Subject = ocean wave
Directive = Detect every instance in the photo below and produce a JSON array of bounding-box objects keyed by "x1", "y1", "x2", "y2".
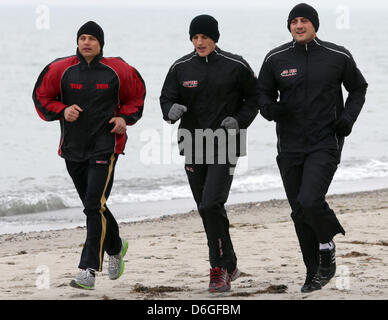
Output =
[
  {"x1": 109, "y1": 184, "x2": 192, "y2": 203},
  {"x1": 0, "y1": 194, "x2": 69, "y2": 217},
  {"x1": 336, "y1": 159, "x2": 388, "y2": 180},
  {"x1": 1, "y1": 159, "x2": 387, "y2": 217},
  {"x1": 232, "y1": 173, "x2": 282, "y2": 193}
]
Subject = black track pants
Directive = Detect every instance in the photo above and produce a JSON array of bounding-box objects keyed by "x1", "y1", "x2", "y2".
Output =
[
  {"x1": 277, "y1": 149, "x2": 345, "y2": 274},
  {"x1": 65, "y1": 153, "x2": 122, "y2": 272},
  {"x1": 185, "y1": 162, "x2": 237, "y2": 273}
]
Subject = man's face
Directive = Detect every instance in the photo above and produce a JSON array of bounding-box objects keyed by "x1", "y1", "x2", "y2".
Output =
[
  {"x1": 78, "y1": 34, "x2": 101, "y2": 61},
  {"x1": 192, "y1": 34, "x2": 216, "y2": 57},
  {"x1": 290, "y1": 17, "x2": 316, "y2": 45}
]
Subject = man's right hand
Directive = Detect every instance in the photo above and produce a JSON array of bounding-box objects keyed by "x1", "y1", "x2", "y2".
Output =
[
  {"x1": 168, "y1": 103, "x2": 187, "y2": 121},
  {"x1": 261, "y1": 102, "x2": 291, "y2": 122},
  {"x1": 64, "y1": 105, "x2": 83, "y2": 122}
]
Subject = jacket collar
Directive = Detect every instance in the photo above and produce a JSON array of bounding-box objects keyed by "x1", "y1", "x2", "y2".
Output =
[
  {"x1": 76, "y1": 48, "x2": 103, "y2": 67},
  {"x1": 194, "y1": 46, "x2": 220, "y2": 63},
  {"x1": 293, "y1": 37, "x2": 320, "y2": 51}
]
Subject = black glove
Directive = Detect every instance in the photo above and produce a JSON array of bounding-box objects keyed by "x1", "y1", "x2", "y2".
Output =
[
  {"x1": 335, "y1": 116, "x2": 353, "y2": 137},
  {"x1": 221, "y1": 116, "x2": 239, "y2": 134},
  {"x1": 168, "y1": 103, "x2": 187, "y2": 121},
  {"x1": 261, "y1": 102, "x2": 291, "y2": 122}
]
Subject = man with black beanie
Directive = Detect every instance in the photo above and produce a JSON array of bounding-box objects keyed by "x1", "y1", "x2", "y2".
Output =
[
  {"x1": 33, "y1": 21, "x2": 146, "y2": 290},
  {"x1": 160, "y1": 14, "x2": 258, "y2": 293},
  {"x1": 77, "y1": 20, "x2": 105, "y2": 52},
  {"x1": 257, "y1": 3, "x2": 367, "y2": 292}
]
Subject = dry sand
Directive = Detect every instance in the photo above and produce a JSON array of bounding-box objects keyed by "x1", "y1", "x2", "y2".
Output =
[{"x1": 0, "y1": 189, "x2": 387, "y2": 300}]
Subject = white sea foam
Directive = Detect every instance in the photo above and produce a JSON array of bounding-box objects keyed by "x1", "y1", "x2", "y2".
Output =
[
  {"x1": 2, "y1": 159, "x2": 387, "y2": 217},
  {"x1": 335, "y1": 159, "x2": 388, "y2": 180}
]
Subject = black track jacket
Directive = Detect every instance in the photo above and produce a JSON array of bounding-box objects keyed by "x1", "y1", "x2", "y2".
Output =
[
  {"x1": 258, "y1": 38, "x2": 367, "y2": 153},
  {"x1": 160, "y1": 47, "x2": 258, "y2": 161}
]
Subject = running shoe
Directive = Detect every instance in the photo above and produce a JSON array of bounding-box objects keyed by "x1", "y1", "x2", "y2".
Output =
[
  {"x1": 70, "y1": 268, "x2": 95, "y2": 290},
  {"x1": 208, "y1": 267, "x2": 231, "y2": 293},
  {"x1": 301, "y1": 272, "x2": 322, "y2": 293},
  {"x1": 229, "y1": 266, "x2": 241, "y2": 282},
  {"x1": 108, "y1": 238, "x2": 128, "y2": 280},
  {"x1": 318, "y1": 241, "x2": 336, "y2": 286}
]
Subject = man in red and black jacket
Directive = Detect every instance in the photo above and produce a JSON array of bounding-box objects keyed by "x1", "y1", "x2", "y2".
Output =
[{"x1": 33, "y1": 21, "x2": 146, "y2": 290}]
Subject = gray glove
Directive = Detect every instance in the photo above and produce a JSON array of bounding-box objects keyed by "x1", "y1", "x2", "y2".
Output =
[
  {"x1": 221, "y1": 116, "x2": 239, "y2": 133},
  {"x1": 168, "y1": 103, "x2": 187, "y2": 121}
]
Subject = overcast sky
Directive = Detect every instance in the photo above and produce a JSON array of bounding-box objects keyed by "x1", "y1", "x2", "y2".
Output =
[{"x1": 2, "y1": 0, "x2": 388, "y2": 9}]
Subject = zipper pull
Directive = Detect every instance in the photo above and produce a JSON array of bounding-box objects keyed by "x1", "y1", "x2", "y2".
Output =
[
  {"x1": 206, "y1": 56, "x2": 208, "y2": 63},
  {"x1": 305, "y1": 44, "x2": 308, "y2": 51}
]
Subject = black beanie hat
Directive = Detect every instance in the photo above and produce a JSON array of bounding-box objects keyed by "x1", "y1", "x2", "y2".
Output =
[
  {"x1": 189, "y1": 15, "x2": 220, "y2": 42},
  {"x1": 77, "y1": 21, "x2": 104, "y2": 48},
  {"x1": 287, "y1": 3, "x2": 319, "y2": 32}
]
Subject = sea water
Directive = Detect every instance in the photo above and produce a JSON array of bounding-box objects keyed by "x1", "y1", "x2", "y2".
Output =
[{"x1": 0, "y1": 5, "x2": 387, "y2": 233}]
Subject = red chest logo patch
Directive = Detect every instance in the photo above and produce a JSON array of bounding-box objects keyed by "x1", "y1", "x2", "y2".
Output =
[
  {"x1": 182, "y1": 80, "x2": 198, "y2": 88},
  {"x1": 96, "y1": 83, "x2": 109, "y2": 89},
  {"x1": 281, "y1": 69, "x2": 298, "y2": 77},
  {"x1": 70, "y1": 83, "x2": 83, "y2": 90}
]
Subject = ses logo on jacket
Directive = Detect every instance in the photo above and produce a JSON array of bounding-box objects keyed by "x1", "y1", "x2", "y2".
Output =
[
  {"x1": 182, "y1": 80, "x2": 198, "y2": 88},
  {"x1": 280, "y1": 69, "x2": 298, "y2": 77}
]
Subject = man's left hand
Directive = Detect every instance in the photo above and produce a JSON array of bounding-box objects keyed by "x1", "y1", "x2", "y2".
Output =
[
  {"x1": 109, "y1": 117, "x2": 127, "y2": 135},
  {"x1": 335, "y1": 116, "x2": 353, "y2": 137},
  {"x1": 221, "y1": 116, "x2": 239, "y2": 134}
]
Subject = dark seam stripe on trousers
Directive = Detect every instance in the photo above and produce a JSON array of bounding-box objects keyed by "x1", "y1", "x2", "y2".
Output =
[
  {"x1": 185, "y1": 162, "x2": 237, "y2": 272},
  {"x1": 97, "y1": 153, "x2": 116, "y2": 271}
]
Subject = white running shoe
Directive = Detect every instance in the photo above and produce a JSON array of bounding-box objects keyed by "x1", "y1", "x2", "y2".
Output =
[
  {"x1": 108, "y1": 238, "x2": 128, "y2": 280},
  {"x1": 70, "y1": 268, "x2": 96, "y2": 290}
]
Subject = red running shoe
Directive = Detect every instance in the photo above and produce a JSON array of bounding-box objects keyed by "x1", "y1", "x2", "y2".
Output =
[
  {"x1": 229, "y1": 267, "x2": 241, "y2": 282},
  {"x1": 209, "y1": 267, "x2": 231, "y2": 293}
]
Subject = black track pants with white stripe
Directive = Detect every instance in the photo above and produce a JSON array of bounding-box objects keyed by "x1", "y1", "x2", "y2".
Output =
[{"x1": 66, "y1": 153, "x2": 122, "y2": 272}]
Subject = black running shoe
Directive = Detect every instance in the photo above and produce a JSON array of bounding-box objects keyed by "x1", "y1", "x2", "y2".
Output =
[
  {"x1": 301, "y1": 272, "x2": 322, "y2": 293},
  {"x1": 318, "y1": 241, "x2": 336, "y2": 287}
]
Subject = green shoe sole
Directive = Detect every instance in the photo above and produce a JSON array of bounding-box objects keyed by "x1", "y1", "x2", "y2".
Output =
[
  {"x1": 69, "y1": 279, "x2": 95, "y2": 290},
  {"x1": 116, "y1": 239, "x2": 128, "y2": 280}
]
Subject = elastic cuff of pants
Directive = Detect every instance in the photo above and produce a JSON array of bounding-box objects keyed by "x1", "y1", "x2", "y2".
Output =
[{"x1": 79, "y1": 264, "x2": 100, "y2": 272}]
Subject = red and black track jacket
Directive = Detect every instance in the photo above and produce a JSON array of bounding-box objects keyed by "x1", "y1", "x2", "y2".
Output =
[{"x1": 33, "y1": 50, "x2": 146, "y2": 162}]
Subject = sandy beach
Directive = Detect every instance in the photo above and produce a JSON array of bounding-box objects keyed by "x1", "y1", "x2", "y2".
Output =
[{"x1": 0, "y1": 189, "x2": 387, "y2": 300}]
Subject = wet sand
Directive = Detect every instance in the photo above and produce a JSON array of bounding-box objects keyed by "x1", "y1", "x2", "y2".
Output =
[{"x1": 0, "y1": 189, "x2": 387, "y2": 300}]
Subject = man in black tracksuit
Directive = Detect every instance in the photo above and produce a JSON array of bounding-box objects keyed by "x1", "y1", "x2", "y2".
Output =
[
  {"x1": 257, "y1": 3, "x2": 367, "y2": 292},
  {"x1": 33, "y1": 21, "x2": 146, "y2": 290},
  {"x1": 160, "y1": 15, "x2": 258, "y2": 292}
]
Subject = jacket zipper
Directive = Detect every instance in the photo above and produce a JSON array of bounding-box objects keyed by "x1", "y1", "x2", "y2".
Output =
[
  {"x1": 306, "y1": 43, "x2": 339, "y2": 151},
  {"x1": 276, "y1": 122, "x2": 282, "y2": 152},
  {"x1": 84, "y1": 63, "x2": 92, "y2": 159},
  {"x1": 304, "y1": 44, "x2": 309, "y2": 147},
  {"x1": 204, "y1": 55, "x2": 210, "y2": 99},
  {"x1": 334, "y1": 103, "x2": 339, "y2": 150}
]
